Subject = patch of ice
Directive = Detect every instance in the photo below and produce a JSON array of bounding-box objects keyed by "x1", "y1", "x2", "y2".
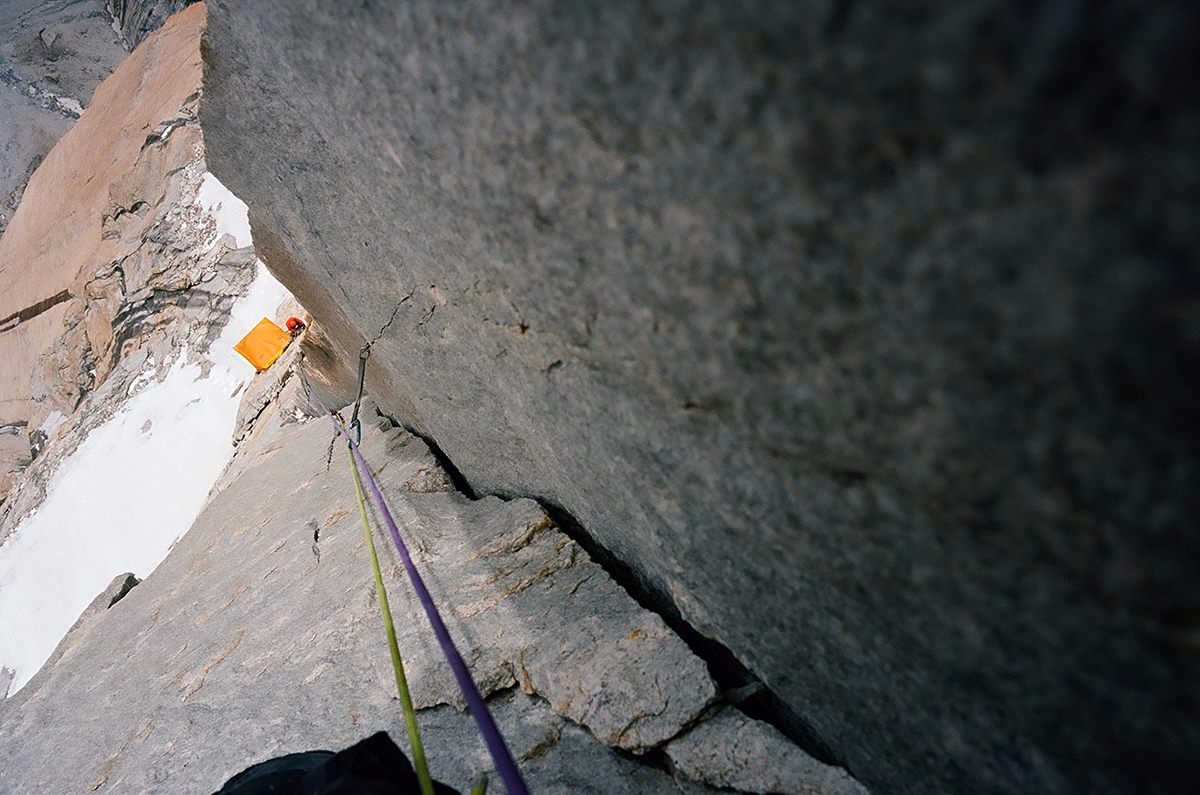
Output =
[
  {"x1": 38, "y1": 411, "x2": 66, "y2": 438},
  {"x1": 195, "y1": 173, "x2": 253, "y2": 250}
]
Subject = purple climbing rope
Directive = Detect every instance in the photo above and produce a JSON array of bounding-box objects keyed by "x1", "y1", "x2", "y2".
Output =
[{"x1": 307, "y1": 385, "x2": 530, "y2": 795}]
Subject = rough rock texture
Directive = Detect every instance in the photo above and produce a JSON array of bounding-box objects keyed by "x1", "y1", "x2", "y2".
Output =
[
  {"x1": 0, "y1": 354, "x2": 864, "y2": 794},
  {"x1": 667, "y1": 707, "x2": 869, "y2": 795},
  {"x1": 0, "y1": 3, "x2": 212, "y2": 513},
  {"x1": 0, "y1": 0, "x2": 128, "y2": 235},
  {"x1": 201, "y1": 2, "x2": 1200, "y2": 794}
]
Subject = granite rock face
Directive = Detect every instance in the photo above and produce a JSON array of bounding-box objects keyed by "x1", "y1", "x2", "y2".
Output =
[
  {"x1": 201, "y1": 2, "x2": 1200, "y2": 793},
  {"x1": 0, "y1": 3, "x2": 221, "y2": 518},
  {"x1": 0, "y1": 357, "x2": 865, "y2": 794},
  {"x1": 0, "y1": 0, "x2": 196, "y2": 236}
]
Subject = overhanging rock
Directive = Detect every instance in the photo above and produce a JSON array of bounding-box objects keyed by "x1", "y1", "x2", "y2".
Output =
[{"x1": 199, "y1": 2, "x2": 1200, "y2": 793}]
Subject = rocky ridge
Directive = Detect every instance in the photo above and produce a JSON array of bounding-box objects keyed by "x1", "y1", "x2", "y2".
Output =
[
  {"x1": 0, "y1": 345, "x2": 868, "y2": 795},
  {"x1": 0, "y1": 2, "x2": 212, "y2": 518}
]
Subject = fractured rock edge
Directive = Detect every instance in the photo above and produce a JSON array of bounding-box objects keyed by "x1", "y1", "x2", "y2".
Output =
[
  {"x1": 266, "y1": 353, "x2": 868, "y2": 790},
  {"x1": 667, "y1": 707, "x2": 870, "y2": 795},
  {"x1": 0, "y1": 93, "x2": 259, "y2": 540},
  {"x1": 0, "y1": 352, "x2": 867, "y2": 795}
]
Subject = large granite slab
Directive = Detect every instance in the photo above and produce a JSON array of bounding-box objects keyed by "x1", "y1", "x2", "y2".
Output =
[
  {"x1": 0, "y1": 367, "x2": 862, "y2": 794},
  {"x1": 199, "y1": 2, "x2": 1200, "y2": 792}
]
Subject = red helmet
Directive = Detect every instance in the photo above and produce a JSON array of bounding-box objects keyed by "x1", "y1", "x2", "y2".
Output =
[{"x1": 286, "y1": 317, "x2": 305, "y2": 332}]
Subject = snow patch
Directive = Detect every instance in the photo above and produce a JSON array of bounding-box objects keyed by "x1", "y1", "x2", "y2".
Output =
[
  {"x1": 55, "y1": 96, "x2": 84, "y2": 116},
  {"x1": 195, "y1": 173, "x2": 253, "y2": 250},
  {"x1": 126, "y1": 355, "x2": 158, "y2": 397},
  {"x1": 38, "y1": 412, "x2": 66, "y2": 438},
  {"x1": 0, "y1": 175, "x2": 292, "y2": 697}
]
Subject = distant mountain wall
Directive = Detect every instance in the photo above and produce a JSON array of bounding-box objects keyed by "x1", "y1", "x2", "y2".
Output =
[
  {"x1": 0, "y1": 0, "x2": 196, "y2": 237},
  {"x1": 110, "y1": 0, "x2": 200, "y2": 49},
  {"x1": 200, "y1": 2, "x2": 1200, "y2": 793},
  {"x1": 0, "y1": 0, "x2": 125, "y2": 237},
  {"x1": 0, "y1": 3, "x2": 206, "y2": 510}
]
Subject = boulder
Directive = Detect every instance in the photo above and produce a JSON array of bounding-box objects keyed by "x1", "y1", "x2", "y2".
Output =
[{"x1": 666, "y1": 707, "x2": 868, "y2": 795}]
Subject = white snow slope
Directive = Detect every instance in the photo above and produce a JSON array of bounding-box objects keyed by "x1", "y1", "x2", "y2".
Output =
[{"x1": 0, "y1": 175, "x2": 292, "y2": 695}]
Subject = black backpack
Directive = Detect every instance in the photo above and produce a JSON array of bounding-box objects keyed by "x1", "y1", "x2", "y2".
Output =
[{"x1": 213, "y1": 731, "x2": 460, "y2": 795}]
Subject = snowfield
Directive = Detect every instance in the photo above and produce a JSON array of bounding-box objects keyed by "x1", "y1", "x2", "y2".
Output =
[{"x1": 0, "y1": 176, "x2": 292, "y2": 695}]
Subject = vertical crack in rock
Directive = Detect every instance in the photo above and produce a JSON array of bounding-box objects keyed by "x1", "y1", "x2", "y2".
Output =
[
  {"x1": 368, "y1": 290, "x2": 413, "y2": 348},
  {"x1": 345, "y1": 412, "x2": 725, "y2": 755},
  {"x1": 396, "y1": 424, "x2": 478, "y2": 501},
  {"x1": 366, "y1": 400, "x2": 842, "y2": 769},
  {"x1": 534, "y1": 499, "x2": 844, "y2": 769},
  {"x1": 371, "y1": 407, "x2": 477, "y2": 500}
]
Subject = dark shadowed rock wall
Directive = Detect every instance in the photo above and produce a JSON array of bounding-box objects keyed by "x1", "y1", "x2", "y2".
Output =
[{"x1": 200, "y1": 2, "x2": 1200, "y2": 793}]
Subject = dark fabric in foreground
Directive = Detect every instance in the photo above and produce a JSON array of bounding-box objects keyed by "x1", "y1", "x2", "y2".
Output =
[{"x1": 213, "y1": 732, "x2": 460, "y2": 795}]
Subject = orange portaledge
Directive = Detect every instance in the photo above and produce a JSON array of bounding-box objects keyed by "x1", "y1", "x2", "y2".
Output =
[{"x1": 234, "y1": 317, "x2": 291, "y2": 371}]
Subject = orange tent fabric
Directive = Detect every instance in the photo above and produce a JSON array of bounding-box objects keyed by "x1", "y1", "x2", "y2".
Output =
[{"x1": 234, "y1": 317, "x2": 291, "y2": 370}]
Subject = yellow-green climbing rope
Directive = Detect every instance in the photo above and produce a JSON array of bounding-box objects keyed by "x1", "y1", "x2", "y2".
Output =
[{"x1": 348, "y1": 445, "x2": 436, "y2": 795}]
